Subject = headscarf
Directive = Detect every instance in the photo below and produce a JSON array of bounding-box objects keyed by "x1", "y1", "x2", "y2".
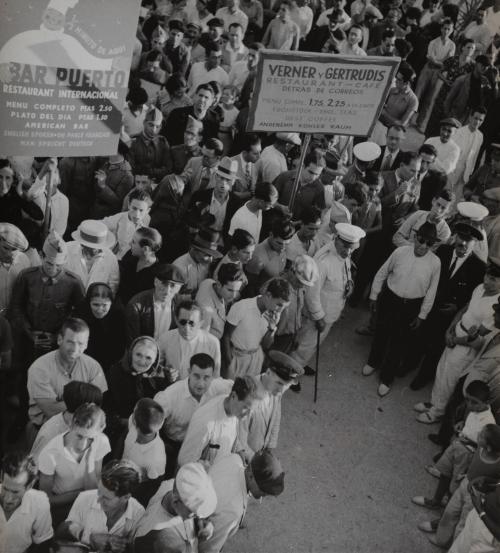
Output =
[{"x1": 121, "y1": 335, "x2": 160, "y2": 378}]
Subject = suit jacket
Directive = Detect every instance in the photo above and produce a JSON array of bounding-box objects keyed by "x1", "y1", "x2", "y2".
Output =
[
  {"x1": 125, "y1": 289, "x2": 178, "y2": 343},
  {"x1": 180, "y1": 156, "x2": 218, "y2": 206},
  {"x1": 372, "y1": 147, "x2": 404, "y2": 172},
  {"x1": 164, "y1": 106, "x2": 219, "y2": 146},
  {"x1": 380, "y1": 171, "x2": 420, "y2": 228},
  {"x1": 434, "y1": 244, "x2": 486, "y2": 310}
]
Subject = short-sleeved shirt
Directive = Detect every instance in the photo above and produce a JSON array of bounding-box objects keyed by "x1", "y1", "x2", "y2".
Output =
[
  {"x1": 228, "y1": 203, "x2": 262, "y2": 243},
  {"x1": 226, "y1": 297, "x2": 268, "y2": 351},
  {"x1": 38, "y1": 432, "x2": 110, "y2": 495},
  {"x1": 67, "y1": 489, "x2": 144, "y2": 546},
  {"x1": 247, "y1": 239, "x2": 287, "y2": 280},
  {"x1": 195, "y1": 279, "x2": 227, "y2": 339},
  {"x1": 382, "y1": 87, "x2": 419, "y2": 125},
  {"x1": 3, "y1": 489, "x2": 53, "y2": 553},
  {"x1": 27, "y1": 351, "x2": 108, "y2": 426},
  {"x1": 123, "y1": 425, "x2": 166, "y2": 480}
]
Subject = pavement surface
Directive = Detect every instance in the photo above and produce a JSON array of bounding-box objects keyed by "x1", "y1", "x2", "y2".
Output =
[{"x1": 229, "y1": 303, "x2": 444, "y2": 553}]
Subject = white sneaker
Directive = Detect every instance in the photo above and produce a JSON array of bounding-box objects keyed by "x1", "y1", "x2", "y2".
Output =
[
  {"x1": 362, "y1": 364, "x2": 376, "y2": 376},
  {"x1": 378, "y1": 383, "x2": 391, "y2": 397},
  {"x1": 414, "y1": 401, "x2": 432, "y2": 413}
]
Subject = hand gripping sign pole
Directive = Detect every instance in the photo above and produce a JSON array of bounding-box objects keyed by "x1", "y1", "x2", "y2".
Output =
[{"x1": 246, "y1": 49, "x2": 399, "y2": 400}]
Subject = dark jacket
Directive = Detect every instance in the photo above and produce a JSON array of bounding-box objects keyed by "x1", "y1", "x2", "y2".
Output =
[
  {"x1": 118, "y1": 252, "x2": 158, "y2": 306},
  {"x1": 372, "y1": 147, "x2": 404, "y2": 172},
  {"x1": 129, "y1": 135, "x2": 171, "y2": 182},
  {"x1": 91, "y1": 160, "x2": 134, "y2": 218},
  {"x1": 0, "y1": 188, "x2": 44, "y2": 244}
]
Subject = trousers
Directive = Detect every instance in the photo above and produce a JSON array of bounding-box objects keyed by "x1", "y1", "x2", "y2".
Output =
[
  {"x1": 415, "y1": 63, "x2": 443, "y2": 132},
  {"x1": 436, "y1": 477, "x2": 473, "y2": 548},
  {"x1": 449, "y1": 509, "x2": 500, "y2": 553},
  {"x1": 291, "y1": 316, "x2": 333, "y2": 367}
]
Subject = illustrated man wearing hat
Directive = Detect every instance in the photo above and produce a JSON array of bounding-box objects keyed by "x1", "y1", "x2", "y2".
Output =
[
  {"x1": 66, "y1": 220, "x2": 119, "y2": 295},
  {"x1": 363, "y1": 222, "x2": 442, "y2": 397},
  {"x1": 189, "y1": 157, "x2": 239, "y2": 234},
  {"x1": 404, "y1": 222, "x2": 487, "y2": 390},
  {"x1": 238, "y1": 350, "x2": 304, "y2": 457},
  {"x1": 424, "y1": 118, "x2": 461, "y2": 175},
  {"x1": 260, "y1": 133, "x2": 301, "y2": 184},
  {"x1": 463, "y1": 145, "x2": 500, "y2": 203},
  {"x1": 134, "y1": 462, "x2": 217, "y2": 553},
  {"x1": 173, "y1": 229, "x2": 223, "y2": 297},
  {"x1": 291, "y1": 223, "x2": 366, "y2": 375},
  {"x1": 203, "y1": 448, "x2": 285, "y2": 553},
  {"x1": 129, "y1": 106, "x2": 171, "y2": 182},
  {"x1": 341, "y1": 141, "x2": 381, "y2": 186},
  {"x1": 0, "y1": 223, "x2": 31, "y2": 312}
]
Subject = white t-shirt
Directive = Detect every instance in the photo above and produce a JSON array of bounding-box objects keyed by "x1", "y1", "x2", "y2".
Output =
[
  {"x1": 228, "y1": 203, "x2": 262, "y2": 243},
  {"x1": 31, "y1": 412, "x2": 69, "y2": 463},
  {"x1": 123, "y1": 425, "x2": 166, "y2": 480},
  {"x1": 38, "y1": 432, "x2": 110, "y2": 495},
  {"x1": 226, "y1": 297, "x2": 268, "y2": 351}
]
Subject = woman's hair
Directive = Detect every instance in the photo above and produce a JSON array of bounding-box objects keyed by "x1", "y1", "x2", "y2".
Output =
[
  {"x1": 71, "y1": 403, "x2": 106, "y2": 430},
  {"x1": 101, "y1": 459, "x2": 141, "y2": 496},
  {"x1": 136, "y1": 227, "x2": 162, "y2": 252},
  {"x1": 1, "y1": 451, "x2": 37, "y2": 486},
  {"x1": 87, "y1": 282, "x2": 114, "y2": 303},
  {"x1": 63, "y1": 381, "x2": 103, "y2": 413}
]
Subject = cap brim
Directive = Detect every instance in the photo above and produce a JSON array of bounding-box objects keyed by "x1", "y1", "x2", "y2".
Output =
[{"x1": 193, "y1": 245, "x2": 223, "y2": 259}]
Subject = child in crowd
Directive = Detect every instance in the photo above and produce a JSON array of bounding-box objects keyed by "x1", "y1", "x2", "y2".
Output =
[
  {"x1": 31, "y1": 381, "x2": 103, "y2": 463},
  {"x1": 38, "y1": 403, "x2": 110, "y2": 525},
  {"x1": 218, "y1": 85, "x2": 240, "y2": 154},
  {"x1": 102, "y1": 189, "x2": 152, "y2": 260},
  {"x1": 412, "y1": 381, "x2": 495, "y2": 509}
]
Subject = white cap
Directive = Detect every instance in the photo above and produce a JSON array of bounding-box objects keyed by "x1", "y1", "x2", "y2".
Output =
[
  {"x1": 457, "y1": 201, "x2": 489, "y2": 221},
  {"x1": 353, "y1": 141, "x2": 381, "y2": 162},
  {"x1": 335, "y1": 222, "x2": 366, "y2": 243},
  {"x1": 176, "y1": 463, "x2": 217, "y2": 518},
  {"x1": 276, "y1": 132, "x2": 301, "y2": 146},
  {"x1": 47, "y1": 0, "x2": 78, "y2": 14}
]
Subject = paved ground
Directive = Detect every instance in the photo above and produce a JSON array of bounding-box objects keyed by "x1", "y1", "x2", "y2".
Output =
[{"x1": 229, "y1": 303, "x2": 444, "y2": 553}]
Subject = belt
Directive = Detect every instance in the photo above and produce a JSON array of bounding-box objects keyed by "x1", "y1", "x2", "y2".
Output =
[
  {"x1": 386, "y1": 288, "x2": 423, "y2": 304},
  {"x1": 232, "y1": 345, "x2": 261, "y2": 356}
]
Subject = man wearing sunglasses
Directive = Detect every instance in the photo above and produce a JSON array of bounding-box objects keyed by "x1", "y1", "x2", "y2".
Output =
[{"x1": 363, "y1": 222, "x2": 441, "y2": 397}]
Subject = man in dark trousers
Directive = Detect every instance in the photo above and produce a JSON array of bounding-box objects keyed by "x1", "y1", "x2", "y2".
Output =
[{"x1": 407, "y1": 223, "x2": 486, "y2": 389}]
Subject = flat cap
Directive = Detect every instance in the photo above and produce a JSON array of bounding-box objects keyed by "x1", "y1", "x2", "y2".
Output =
[
  {"x1": 276, "y1": 132, "x2": 301, "y2": 145},
  {"x1": 155, "y1": 263, "x2": 186, "y2": 284},
  {"x1": 440, "y1": 117, "x2": 460, "y2": 128},
  {"x1": 0, "y1": 222, "x2": 28, "y2": 251},
  {"x1": 335, "y1": 222, "x2": 366, "y2": 243},
  {"x1": 353, "y1": 141, "x2": 381, "y2": 162},
  {"x1": 268, "y1": 350, "x2": 304, "y2": 380},
  {"x1": 457, "y1": 201, "x2": 489, "y2": 221}
]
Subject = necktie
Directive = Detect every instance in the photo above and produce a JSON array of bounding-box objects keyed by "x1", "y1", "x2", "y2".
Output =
[
  {"x1": 380, "y1": 151, "x2": 392, "y2": 171},
  {"x1": 245, "y1": 162, "x2": 252, "y2": 189},
  {"x1": 449, "y1": 256, "x2": 457, "y2": 277},
  {"x1": 199, "y1": 167, "x2": 211, "y2": 190}
]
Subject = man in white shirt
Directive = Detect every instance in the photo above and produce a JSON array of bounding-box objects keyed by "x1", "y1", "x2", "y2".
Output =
[
  {"x1": 222, "y1": 22, "x2": 248, "y2": 71},
  {"x1": 228, "y1": 43, "x2": 261, "y2": 93},
  {"x1": 484, "y1": 0, "x2": 500, "y2": 39},
  {"x1": 122, "y1": 87, "x2": 149, "y2": 138},
  {"x1": 201, "y1": 449, "x2": 285, "y2": 553},
  {"x1": 425, "y1": 118, "x2": 461, "y2": 175},
  {"x1": 462, "y1": 7, "x2": 495, "y2": 54},
  {"x1": 178, "y1": 375, "x2": 259, "y2": 467},
  {"x1": 159, "y1": 300, "x2": 221, "y2": 379},
  {"x1": 259, "y1": 132, "x2": 300, "y2": 184},
  {"x1": 0, "y1": 452, "x2": 53, "y2": 553},
  {"x1": 292, "y1": 223, "x2": 365, "y2": 372},
  {"x1": 154, "y1": 352, "x2": 233, "y2": 476},
  {"x1": 216, "y1": 0, "x2": 249, "y2": 32},
  {"x1": 449, "y1": 109, "x2": 486, "y2": 199},
  {"x1": 66, "y1": 219, "x2": 120, "y2": 294},
  {"x1": 363, "y1": 222, "x2": 441, "y2": 397},
  {"x1": 415, "y1": 18, "x2": 456, "y2": 133},
  {"x1": 188, "y1": 43, "x2": 229, "y2": 96}
]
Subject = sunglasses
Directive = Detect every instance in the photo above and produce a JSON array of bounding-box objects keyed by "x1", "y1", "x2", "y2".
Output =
[
  {"x1": 178, "y1": 319, "x2": 197, "y2": 327},
  {"x1": 416, "y1": 235, "x2": 435, "y2": 246}
]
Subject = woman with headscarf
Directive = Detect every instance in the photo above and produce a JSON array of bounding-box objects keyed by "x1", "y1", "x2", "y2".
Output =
[
  {"x1": 74, "y1": 282, "x2": 127, "y2": 373},
  {"x1": 103, "y1": 336, "x2": 168, "y2": 445}
]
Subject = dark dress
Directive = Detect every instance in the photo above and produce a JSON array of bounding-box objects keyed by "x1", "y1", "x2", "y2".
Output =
[{"x1": 118, "y1": 251, "x2": 158, "y2": 305}]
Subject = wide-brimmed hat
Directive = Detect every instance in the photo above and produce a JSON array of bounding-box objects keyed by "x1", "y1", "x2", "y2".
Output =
[
  {"x1": 353, "y1": 141, "x2": 381, "y2": 162},
  {"x1": 71, "y1": 220, "x2": 115, "y2": 250},
  {"x1": 335, "y1": 222, "x2": 366, "y2": 243},
  {"x1": 191, "y1": 230, "x2": 222, "y2": 259},
  {"x1": 215, "y1": 157, "x2": 237, "y2": 180},
  {"x1": 276, "y1": 132, "x2": 301, "y2": 146},
  {"x1": 453, "y1": 222, "x2": 483, "y2": 242},
  {"x1": 293, "y1": 254, "x2": 319, "y2": 287}
]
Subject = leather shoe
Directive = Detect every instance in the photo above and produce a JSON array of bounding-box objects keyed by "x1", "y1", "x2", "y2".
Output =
[
  {"x1": 378, "y1": 383, "x2": 390, "y2": 397},
  {"x1": 304, "y1": 365, "x2": 315, "y2": 376},
  {"x1": 290, "y1": 381, "x2": 301, "y2": 393}
]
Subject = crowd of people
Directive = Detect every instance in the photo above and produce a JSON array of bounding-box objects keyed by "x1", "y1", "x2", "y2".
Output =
[{"x1": 1, "y1": 0, "x2": 500, "y2": 550}]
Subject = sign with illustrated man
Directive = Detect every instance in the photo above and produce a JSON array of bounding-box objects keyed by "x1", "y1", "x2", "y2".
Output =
[
  {"x1": 248, "y1": 50, "x2": 400, "y2": 136},
  {"x1": 0, "y1": 0, "x2": 141, "y2": 156}
]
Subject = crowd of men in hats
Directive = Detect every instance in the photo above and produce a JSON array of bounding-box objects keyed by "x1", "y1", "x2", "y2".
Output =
[{"x1": 2, "y1": 0, "x2": 500, "y2": 551}]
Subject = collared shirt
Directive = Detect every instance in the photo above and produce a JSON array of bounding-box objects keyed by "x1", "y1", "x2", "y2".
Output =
[
  {"x1": 202, "y1": 454, "x2": 247, "y2": 553},
  {"x1": 122, "y1": 103, "x2": 148, "y2": 138},
  {"x1": 264, "y1": 17, "x2": 300, "y2": 50},
  {"x1": 30, "y1": 412, "x2": 68, "y2": 463},
  {"x1": 228, "y1": 203, "x2": 262, "y2": 243},
  {"x1": 286, "y1": 232, "x2": 320, "y2": 262},
  {"x1": 382, "y1": 87, "x2": 419, "y2": 126},
  {"x1": 226, "y1": 297, "x2": 269, "y2": 351},
  {"x1": 0, "y1": 251, "x2": 31, "y2": 313},
  {"x1": 260, "y1": 144, "x2": 288, "y2": 183},
  {"x1": 178, "y1": 394, "x2": 237, "y2": 466},
  {"x1": 187, "y1": 61, "x2": 229, "y2": 96},
  {"x1": 370, "y1": 245, "x2": 441, "y2": 319},
  {"x1": 102, "y1": 211, "x2": 150, "y2": 260},
  {"x1": 3, "y1": 489, "x2": 53, "y2": 553},
  {"x1": 463, "y1": 21, "x2": 494, "y2": 53},
  {"x1": 173, "y1": 252, "x2": 210, "y2": 295},
  {"x1": 68, "y1": 489, "x2": 144, "y2": 546},
  {"x1": 27, "y1": 350, "x2": 108, "y2": 426},
  {"x1": 133, "y1": 480, "x2": 196, "y2": 549},
  {"x1": 33, "y1": 190, "x2": 69, "y2": 237},
  {"x1": 424, "y1": 137, "x2": 460, "y2": 175},
  {"x1": 427, "y1": 36, "x2": 456, "y2": 63},
  {"x1": 9, "y1": 266, "x2": 85, "y2": 334},
  {"x1": 123, "y1": 425, "x2": 166, "y2": 480},
  {"x1": 154, "y1": 377, "x2": 233, "y2": 442},
  {"x1": 223, "y1": 42, "x2": 248, "y2": 69},
  {"x1": 228, "y1": 60, "x2": 250, "y2": 91},
  {"x1": 449, "y1": 125, "x2": 483, "y2": 185},
  {"x1": 159, "y1": 329, "x2": 221, "y2": 379},
  {"x1": 215, "y1": 6, "x2": 249, "y2": 32},
  {"x1": 209, "y1": 193, "x2": 229, "y2": 232},
  {"x1": 195, "y1": 279, "x2": 227, "y2": 339},
  {"x1": 66, "y1": 241, "x2": 120, "y2": 295},
  {"x1": 393, "y1": 210, "x2": 451, "y2": 249},
  {"x1": 273, "y1": 170, "x2": 326, "y2": 219},
  {"x1": 38, "y1": 432, "x2": 110, "y2": 495},
  {"x1": 153, "y1": 299, "x2": 172, "y2": 342},
  {"x1": 449, "y1": 250, "x2": 471, "y2": 277},
  {"x1": 305, "y1": 243, "x2": 351, "y2": 323}
]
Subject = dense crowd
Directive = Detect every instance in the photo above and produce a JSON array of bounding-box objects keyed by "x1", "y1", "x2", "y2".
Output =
[{"x1": 1, "y1": 0, "x2": 500, "y2": 551}]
